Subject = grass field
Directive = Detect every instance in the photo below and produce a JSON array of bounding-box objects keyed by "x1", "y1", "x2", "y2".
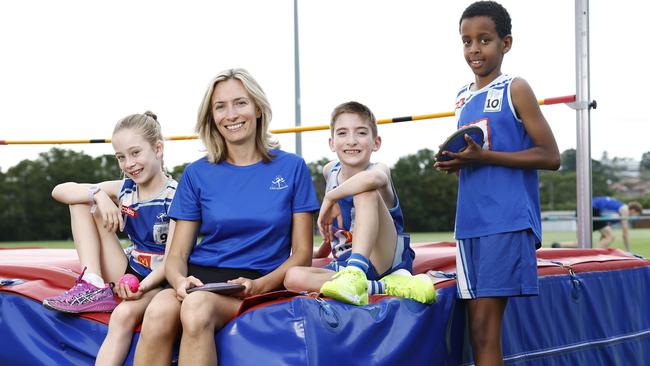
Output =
[{"x1": 2, "y1": 229, "x2": 650, "y2": 258}]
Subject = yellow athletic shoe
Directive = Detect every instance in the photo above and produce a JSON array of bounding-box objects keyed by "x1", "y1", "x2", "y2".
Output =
[
  {"x1": 320, "y1": 267, "x2": 369, "y2": 306},
  {"x1": 380, "y1": 273, "x2": 436, "y2": 304}
]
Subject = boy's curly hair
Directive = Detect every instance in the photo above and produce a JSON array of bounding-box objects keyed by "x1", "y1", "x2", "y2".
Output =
[{"x1": 460, "y1": 1, "x2": 512, "y2": 39}]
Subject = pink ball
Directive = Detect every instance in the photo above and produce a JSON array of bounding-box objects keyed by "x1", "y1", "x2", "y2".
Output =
[{"x1": 118, "y1": 274, "x2": 140, "y2": 292}]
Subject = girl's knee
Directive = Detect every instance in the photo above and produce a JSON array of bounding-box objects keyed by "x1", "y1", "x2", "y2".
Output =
[{"x1": 110, "y1": 303, "x2": 141, "y2": 330}]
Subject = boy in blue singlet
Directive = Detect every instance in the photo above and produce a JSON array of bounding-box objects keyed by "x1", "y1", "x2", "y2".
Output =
[
  {"x1": 434, "y1": 2, "x2": 560, "y2": 364},
  {"x1": 284, "y1": 101, "x2": 435, "y2": 306}
]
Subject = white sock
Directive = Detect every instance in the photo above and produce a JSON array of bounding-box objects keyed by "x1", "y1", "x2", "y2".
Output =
[
  {"x1": 82, "y1": 272, "x2": 105, "y2": 287},
  {"x1": 391, "y1": 269, "x2": 412, "y2": 277}
]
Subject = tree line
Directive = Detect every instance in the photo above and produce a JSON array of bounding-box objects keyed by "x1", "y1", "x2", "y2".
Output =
[{"x1": 1, "y1": 147, "x2": 649, "y2": 241}]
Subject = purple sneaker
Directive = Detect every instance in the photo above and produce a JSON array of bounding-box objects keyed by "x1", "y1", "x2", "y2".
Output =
[{"x1": 43, "y1": 269, "x2": 118, "y2": 313}]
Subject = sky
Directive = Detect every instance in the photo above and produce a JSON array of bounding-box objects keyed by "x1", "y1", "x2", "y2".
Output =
[{"x1": 1, "y1": 0, "x2": 647, "y2": 173}]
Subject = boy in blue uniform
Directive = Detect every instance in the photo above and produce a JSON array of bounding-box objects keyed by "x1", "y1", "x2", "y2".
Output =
[
  {"x1": 284, "y1": 101, "x2": 435, "y2": 305},
  {"x1": 434, "y1": 2, "x2": 560, "y2": 364},
  {"x1": 553, "y1": 197, "x2": 643, "y2": 250}
]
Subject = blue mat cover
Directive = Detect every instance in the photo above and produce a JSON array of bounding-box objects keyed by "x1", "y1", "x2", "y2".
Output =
[{"x1": 2, "y1": 266, "x2": 650, "y2": 365}]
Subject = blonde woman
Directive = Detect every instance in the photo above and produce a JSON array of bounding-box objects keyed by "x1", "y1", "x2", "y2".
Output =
[{"x1": 135, "y1": 69, "x2": 319, "y2": 365}]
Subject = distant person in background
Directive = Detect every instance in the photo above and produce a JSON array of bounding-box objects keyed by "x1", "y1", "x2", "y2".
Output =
[
  {"x1": 552, "y1": 197, "x2": 643, "y2": 251},
  {"x1": 43, "y1": 111, "x2": 177, "y2": 366}
]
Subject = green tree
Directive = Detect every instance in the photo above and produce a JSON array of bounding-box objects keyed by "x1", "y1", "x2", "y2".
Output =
[
  {"x1": 0, "y1": 148, "x2": 122, "y2": 241},
  {"x1": 3, "y1": 158, "x2": 53, "y2": 240},
  {"x1": 560, "y1": 149, "x2": 576, "y2": 172},
  {"x1": 391, "y1": 149, "x2": 458, "y2": 232},
  {"x1": 306, "y1": 157, "x2": 330, "y2": 236},
  {"x1": 540, "y1": 149, "x2": 612, "y2": 211},
  {"x1": 0, "y1": 169, "x2": 22, "y2": 240},
  {"x1": 560, "y1": 148, "x2": 618, "y2": 183},
  {"x1": 640, "y1": 151, "x2": 650, "y2": 171},
  {"x1": 539, "y1": 171, "x2": 579, "y2": 210},
  {"x1": 307, "y1": 157, "x2": 330, "y2": 205},
  {"x1": 169, "y1": 163, "x2": 189, "y2": 181},
  {"x1": 40, "y1": 149, "x2": 121, "y2": 239}
]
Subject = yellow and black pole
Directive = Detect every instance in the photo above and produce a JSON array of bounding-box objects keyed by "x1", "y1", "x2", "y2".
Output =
[{"x1": 0, "y1": 95, "x2": 576, "y2": 145}]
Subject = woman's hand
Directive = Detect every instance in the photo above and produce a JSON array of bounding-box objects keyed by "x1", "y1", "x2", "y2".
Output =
[
  {"x1": 174, "y1": 275, "x2": 204, "y2": 301},
  {"x1": 228, "y1": 277, "x2": 259, "y2": 298}
]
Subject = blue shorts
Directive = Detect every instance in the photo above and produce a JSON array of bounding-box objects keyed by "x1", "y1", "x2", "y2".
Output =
[
  {"x1": 323, "y1": 233, "x2": 414, "y2": 280},
  {"x1": 456, "y1": 230, "x2": 538, "y2": 299}
]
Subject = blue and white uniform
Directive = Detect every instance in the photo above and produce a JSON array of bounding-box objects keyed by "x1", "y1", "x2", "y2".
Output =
[
  {"x1": 169, "y1": 150, "x2": 320, "y2": 275},
  {"x1": 323, "y1": 161, "x2": 414, "y2": 280},
  {"x1": 592, "y1": 196, "x2": 625, "y2": 230},
  {"x1": 119, "y1": 177, "x2": 177, "y2": 277},
  {"x1": 453, "y1": 75, "x2": 539, "y2": 299},
  {"x1": 593, "y1": 196, "x2": 624, "y2": 214}
]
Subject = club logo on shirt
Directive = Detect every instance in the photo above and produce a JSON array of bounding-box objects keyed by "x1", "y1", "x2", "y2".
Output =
[
  {"x1": 156, "y1": 212, "x2": 168, "y2": 222},
  {"x1": 270, "y1": 175, "x2": 288, "y2": 190},
  {"x1": 483, "y1": 88, "x2": 503, "y2": 112}
]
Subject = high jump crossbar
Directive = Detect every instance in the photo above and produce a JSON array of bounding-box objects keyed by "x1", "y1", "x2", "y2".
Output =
[
  {"x1": 543, "y1": 215, "x2": 650, "y2": 222},
  {"x1": 0, "y1": 95, "x2": 576, "y2": 145}
]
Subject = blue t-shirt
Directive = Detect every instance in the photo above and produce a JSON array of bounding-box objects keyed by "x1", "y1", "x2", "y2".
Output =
[
  {"x1": 119, "y1": 178, "x2": 177, "y2": 276},
  {"x1": 454, "y1": 74, "x2": 542, "y2": 246},
  {"x1": 593, "y1": 196, "x2": 624, "y2": 214},
  {"x1": 169, "y1": 149, "x2": 320, "y2": 275}
]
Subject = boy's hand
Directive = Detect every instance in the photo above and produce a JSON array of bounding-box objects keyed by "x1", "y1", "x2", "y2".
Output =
[
  {"x1": 434, "y1": 134, "x2": 483, "y2": 173},
  {"x1": 313, "y1": 240, "x2": 332, "y2": 258},
  {"x1": 317, "y1": 198, "x2": 343, "y2": 243}
]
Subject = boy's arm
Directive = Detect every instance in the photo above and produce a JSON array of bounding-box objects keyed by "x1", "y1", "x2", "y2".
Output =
[
  {"x1": 323, "y1": 163, "x2": 391, "y2": 203},
  {"x1": 435, "y1": 78, "x2": 560, "y2": 171},
  {"x1": 318, "y1": 162, "x2": 394, "y2": 242},
  {"x1": 507, "y1": 78, "x2": 561, "y2": 169},
  {"x1": 313, "y1": 240, "x2": 332, "y2": 258}
]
